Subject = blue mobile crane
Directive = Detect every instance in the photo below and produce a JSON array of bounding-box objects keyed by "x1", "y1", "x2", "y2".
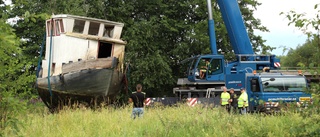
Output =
[{"x1": 172, "y1": 0, "x2": 311, "y2": 112}]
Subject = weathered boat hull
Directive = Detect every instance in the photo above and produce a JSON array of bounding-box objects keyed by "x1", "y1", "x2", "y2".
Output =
[{"x1": 37, "y1": 68, "x2": 124, "y2": 111}]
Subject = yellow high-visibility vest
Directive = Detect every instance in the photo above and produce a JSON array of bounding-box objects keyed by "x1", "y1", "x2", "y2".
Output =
[
  {"x1": 238, "y1": 92, "x2": 248, "y2": 107},
  {"x1": 221, "y1": 92, "x2": 230, "y2": 105}
]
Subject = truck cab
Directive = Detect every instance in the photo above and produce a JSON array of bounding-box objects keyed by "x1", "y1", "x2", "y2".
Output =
[
  {"x1": 186, "y1": 55, "x2": 225, "y2": 82},
  {"x1": 246, "y1": 73, "x2": 312, "y2": 113}
]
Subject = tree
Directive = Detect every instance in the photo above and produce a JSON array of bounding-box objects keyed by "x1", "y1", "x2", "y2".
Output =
[
  {"x1": 281, "y1": 39, "x2": 319, "y2": 67},
  {"x1": 104, "y1": 0, "x2": 271, "y2": 95},
  {"x1": 0, "y1": 2, "x2": 27, "y2": 134},
  {"x1": 280, "y1": 3, "x2": 320, "y2": 67},
  {"x1": 0, "y1": 2, "x2": 22, "y2": 94},
  {"x1": 281, "y1": 5, "x2": 320, "y2": 134}
]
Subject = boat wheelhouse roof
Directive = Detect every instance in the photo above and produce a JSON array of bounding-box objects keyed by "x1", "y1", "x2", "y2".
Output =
[
  {"x1": 47, "y1": 14, "x2": 126, "y2": 44},
  {"x1": 51, "y1": 14, "x2": 124, "y2": 27}
]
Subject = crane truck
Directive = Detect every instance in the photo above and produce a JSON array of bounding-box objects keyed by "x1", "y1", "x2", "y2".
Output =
[{"x1": 170, "y1": 0, "x2": 312, "y2": 113}]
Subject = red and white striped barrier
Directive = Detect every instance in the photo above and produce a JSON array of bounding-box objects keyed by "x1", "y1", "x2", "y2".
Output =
[
  {"x1": 187, "y1": 98, "x2": 197, "y2": 107},
  {"x1": 145, "y1": 98, "x2": 151, "y2": 106},
  {"x1": 274, "y1": 62, "x2": 281, "y2": 68}
]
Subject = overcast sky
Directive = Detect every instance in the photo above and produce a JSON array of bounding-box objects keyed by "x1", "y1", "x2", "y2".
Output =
[{"x1": 254, "y1": 0, "x2": 319, "y2": 55}]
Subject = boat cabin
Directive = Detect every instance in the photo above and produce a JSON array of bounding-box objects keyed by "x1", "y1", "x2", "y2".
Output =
[{"x1": 40, "y1": 14, "x2": 126, "y2": 77}]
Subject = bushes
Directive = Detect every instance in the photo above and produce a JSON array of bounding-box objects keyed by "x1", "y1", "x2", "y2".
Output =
[
  {"x1": 0, "y1": 92, "x2": 27, "y2": 136},
  {"x1": 292, "y1": 85, "x2": 320, "y2": 136}
]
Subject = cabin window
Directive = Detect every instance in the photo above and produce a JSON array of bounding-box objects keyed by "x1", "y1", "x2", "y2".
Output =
[
  {"x1": 47, "y1": 19, "x2": 64, "y2": 36},
  {"x1": 98, "y1": 42, "x2": 113, "y2": 58},
  {"x1": 55, "y1": 20, "x2": 61, "y2": 36},
  {"x1": 51, "y1": 63, "x2": 56, "y2": 75},
  {"x1": 46, "y1": 20, "x2": 51, "y2": 36},
  {"x1": 188, "y1": 58, "x2": 198, "y2": 76},
  {"x1": 88, "y1": 22, "x2": 100, "y2": 36},
  {"x1": 46, "y1": 20, "x2": 55, "y2": 36},
  {"x1": 262, "y1": 77, "x2": 307, "y2": 92},
  {"x1": 251, "y1": 78, "x2": 260, "y2": 92},
  {"x1": 208, "y1": 59, "x2": 223, "y2": 75},
  {"x1": 103, "y1": 25, "x2": 114, "y2": 38},
  {"x1": 73, "y1": 19, "x2": 85, "y2": 33},
  {"x1": 56, "y1": 19, "x2": 64, "y2": 35},
  {"x1": 60, "y1": 20, "x2": 64, "y2": 33}
]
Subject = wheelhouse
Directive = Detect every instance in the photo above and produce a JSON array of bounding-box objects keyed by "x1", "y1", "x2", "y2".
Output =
[{"x1": 41, "y1": 14, "x2": 126, "y2": 77}]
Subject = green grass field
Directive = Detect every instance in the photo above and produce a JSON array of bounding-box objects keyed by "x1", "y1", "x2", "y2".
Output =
[{"x1": 3, "y1": 103, "x2": 319, "y2": 137}]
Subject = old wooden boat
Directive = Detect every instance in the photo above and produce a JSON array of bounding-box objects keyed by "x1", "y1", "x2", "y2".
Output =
[{"x1": 36, "y1": 14, "x2": 126, "y2": 111}]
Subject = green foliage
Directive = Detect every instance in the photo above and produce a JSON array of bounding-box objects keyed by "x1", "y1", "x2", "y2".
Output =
[
  {"x1": 291, "y1": 84, "x2": 320, "y2": 136},
  {"x1": 2, "y1": 105, "x2": 319, "y2": 136},
  {"x1": 0, "y1": 92, "x2": 27, "y2": 136},
  {"x1": 281, "y1": 39, "x2": 320, "y2": 67},
  {"x1": 280, "y1": 3, "x2": 320, "y2": 67},
  {"x1": 9, "y1": 2, "x2": 50, "y2": 97},
  {"x1": 0, "y1": 0, "x2": 10, "y2": 19},
  {"x1": 281, "y1": 3, "x2": 320, "y2": 39},
  {"x1": 0, "y1": 16, "x2": 23, "y2": 92},
  {"x1": 279, "y1": 7, "x2": 320, "y2": 123},
  {"x1": 284, "y1": 65, "x2": 320, "y2": 136},
  {"x1": 290, "y1": 114, "x2": 320, "y2": 136},
  {"x1": 0, "y1": 7, "x2": 30, "y2": 136}
]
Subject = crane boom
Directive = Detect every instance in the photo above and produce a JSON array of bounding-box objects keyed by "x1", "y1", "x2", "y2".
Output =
[
  {"x1": 217, "y1": 0, "x2": 254, "y2": 55},
  {"x1": 206, "y1": 0, "x2": 218, "y2": 55}
]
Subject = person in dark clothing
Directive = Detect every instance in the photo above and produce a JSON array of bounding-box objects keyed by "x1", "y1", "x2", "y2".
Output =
[
  {"x1": 228, "y1": 88, "x2": 238, "y2": 114},
  {"x1": 128, "y1": 84, "x2": 146, "y2": 119}
]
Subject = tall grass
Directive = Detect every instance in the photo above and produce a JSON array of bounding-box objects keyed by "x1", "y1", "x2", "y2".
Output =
[{"x1": 3, "y1": 103, "x2": 315, "y2": 137}]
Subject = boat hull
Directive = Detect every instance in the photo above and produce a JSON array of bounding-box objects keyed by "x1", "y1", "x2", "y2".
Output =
[{"x1": 37, "y1": 68, "x2": 124, "y2": 111}]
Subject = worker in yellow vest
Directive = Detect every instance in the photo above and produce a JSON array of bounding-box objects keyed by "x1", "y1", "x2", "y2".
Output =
[
  {"x1": 238, "y1": 88, "x2": 249, "y2": 114},
  {"x1": 220, "y1": 86, "x2": 230, "y2": 112}
]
